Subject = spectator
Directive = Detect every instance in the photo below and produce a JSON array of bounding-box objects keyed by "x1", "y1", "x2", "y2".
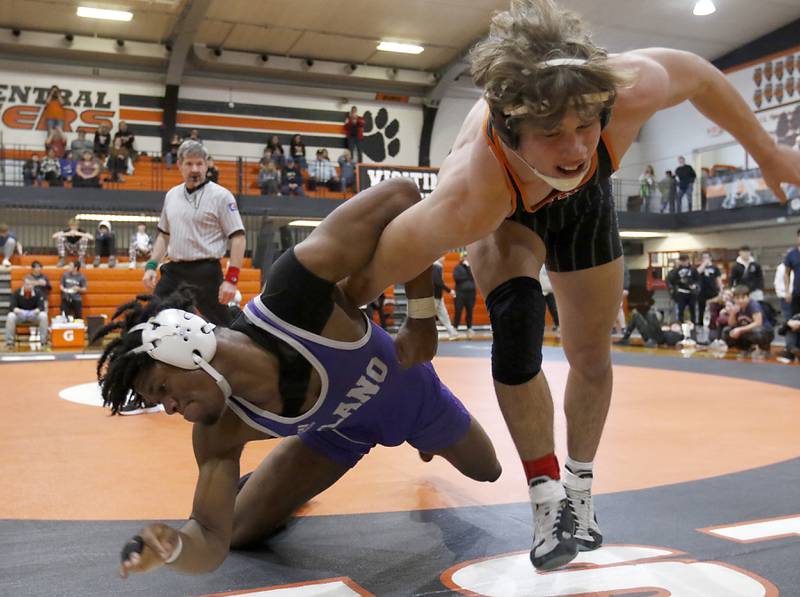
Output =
[
  {"x1": 259, "y1": 148, "x2": 274, "y2": 167},
  {"x1": 40, "y1": 149, "x2": 62, "y2": 187},
  {"x1": 675, "y1": 156, "x2": 696, "y2": 212},
  {"x1": 774, "y1": 260, "x2": 794, "y2": 322},
  {"x1": 614, "y1": 260, "x2": 630, "y2": 334},
  {"x1": 722, "y1": 285, "x2": 774, "y2": 354},
  {"x1": 776, "y1": 313, "x2": 800, "y2": 363},
  {"x1": 700, "y1": 167, "x2": 709, "y2": 211},
  {"x1": 289, "y1": 134, "x2": 307, "y2": 169},
  {"x1": 540, "y1": 265, "x2": 559, "y2": 331},
  {"x1": 707, "y1": 288, "x2": 734, "y2": 342},
  {"x1": 271, "y1": 145, "x2": 287, "y2": 169},
  {"x1": 205, "y1": 157, "x2": 220, "y2": 184},
  {"x1": 59, "y1": 150, "x2": 76, "y2": 184},
  {"x1": 453, "y1": 254, "x2": 476, "y2": 338},
  {"x1": 93, "y1": 124, "x2": 111, "y2": 160},
  {"x1": 307, "y1": 149, "x2": 340, "y2": 191},
  {"x1": 73, "y1": 150, "x2": 102, "y2": 188},
  {"x1": 730, "y1": 245, "x2": 764, "y2": 301},
  {"x1": 93, "y1": 220, "x2": 116, "y2": 268},
  {"x1": 258, "y1": 161, "x2": 281, "y2": 195},
  {"x1": 344, "y1": 106, "x2": 364, "y2": 162},
  {"x1": 59, "y1": 260, "x2": 87, "y2": 319},
  {"x1": 783, "y1": 229, "x2": 800, "y2": 316},
  {"x1": 128, "y1": 222, "x2": 153, "y2": 269},
  {"x1": 29, "y1": 260, "x2": 52, "y2": 303},
  {"x1": 667, "y1": 254, "x2": 699, "y2": 323},
  {"x1": 638, "y1": 165, "x2": 656, "y2": 213},
  {"x1": 338, "y1": 149, "x2": 356, "y2": 193},
  {"x1": 696, "y1": 250, "x2": 722, "y2": 326},
  {"x1": 106, "y1": 137, "x2": 129, "y2": 182},
  {"x1": 281, "y1": 158, "x2": 305, "y2": 196},
  {"x1": 70, "y1": 130, "x2": 93, "y2": 155},
  {"x1": 616, "y1": 308, "x2": 683, "y2": 348},
  {"x1": 188, "y1": 129, "x2": 202, "y2": 144},
  {"x1": 165, "y1": 133, "x2": 182, "y2": 169},
  {"x1": 433, "y1": 257, "x2": 458, "y2": 340},
  {"x1": 52, "y1": 219, "x2": 92, "y2": 267},
  {"x1": 42, "y1": 86, "x2": 66, "y2": 131},
  {"x1": 658, "y1": 169, "x2": 677, "y2": 213},
  {"x1": 45, "y1": 127, "x2": 67, "y2": 158},
  {"x1": 22, "y1": 154, "x2": 41, "y2": 186},
  {"x1": 0, "y1": 223, "x2": 20, "y2": 268},
  {"x1": 266, "y1": 134, "x2": 283, "y2": 156},
  {"x1": 4, "y1": 275, "x2": 49, "y2": 349},
  {"x1": 114, "y1": 121, "x2": 136, "y2": 154}
]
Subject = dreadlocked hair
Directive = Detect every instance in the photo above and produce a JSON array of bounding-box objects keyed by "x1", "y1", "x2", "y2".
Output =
[
  {"x1": 94, "y1": 285, "x2": 198, "y2": 414},
  {"x1": 471, "y1": 0, "x2": 634, "y2": 131}
]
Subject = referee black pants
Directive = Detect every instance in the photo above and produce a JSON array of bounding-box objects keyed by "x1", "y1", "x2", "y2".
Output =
[{"x1": 155, "y1": 260, "x2": 232, "y2": 326}]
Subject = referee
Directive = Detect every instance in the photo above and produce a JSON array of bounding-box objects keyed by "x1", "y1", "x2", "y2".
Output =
[{"x1": 143, "y1": 140, "x2": 245, "y2": 326}]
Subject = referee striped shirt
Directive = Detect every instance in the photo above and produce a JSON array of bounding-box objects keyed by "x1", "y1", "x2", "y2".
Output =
[{"x1": 158, "y1": 181, "x2": 244, "y2": 261}]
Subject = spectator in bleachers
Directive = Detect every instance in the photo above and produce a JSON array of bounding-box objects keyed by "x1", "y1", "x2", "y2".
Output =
[
  {"x1": 453, "y1": 253, "x2": 477, "y2": 339},
  {"x1": 730, "y1": 245, "x2": 764, "y2": 301},
  {"x1": 667, "y1": 254, "x2": 699, "y2": 323},
  {"x1": 70, "y1": 130, "x2": 93, "y2": 156},
  {"x1": 4, "y1": 275, "x2": 49, "y2": 349},
  {"x1": 658, "y1": 169, "x2": 677, "y2": 213},
  {"x1": 40, "y1": 149, "x2": 62, "y2": 187},
  {"x1": 205, "y1": 157, "x2": 220, "y2": 184},
  {"x1": 22, "y1": 154, "x2": 41, "y2": 186},
  {"x1": 0, "y1": 223, "x2": 19, "y2": 268},
  {"x1": 696, "y1": 250, "x2": 722, "y2": 326},
  {"x1": 114, "y1": 121, "x2": 136, "y2": 155},
  {"x1": 188, "y1": 129, "x2": 202, "y2": 144},
  {"x1": 722, "y1": 285, "x2": 774, "y2": 354},
  {"x1": 259, "y1": 148, "x2": 273, "y2": 167},
  {"x1": 73, "y1": 150, "x2": 102, "y2": 188},
  {"x1": 42, "y1": 86, "x2": 66, "y2": 132},
  {"x1": 289, "y1": 134, "x2": 307, "y2": 169},
  {"x1": 59, "y1": 260, "x2": 87, "y2": 319},
  {"x1": 638, "y1": 165, "x2": 656, "y2": 213},
  {"x1": 93, "y1": 124, "x2": 111, "y2": 160},
  {"x1": 165, "y1": 133, "x2": 182, "y2": 168},
  {"x1": 281, "y1": 157, "x2": 305, "y2": 196},
  {"x1": 616, "y1": 308, "x2": 683, "y2": 348},
  {"x1": 128, "y1": 222, "x2": 153, "y2": 270},
  {"x1": 53, "y1": 219, "x2": 92, "y2": 267},
  {"x1": 776, "y1": 312, "x2": 800, "y2": 363},
  {"x1": 338, "y1": 149, "x2": 356, "y2": 193},
  {"x1": 675, "y1": 156, "x2": 696, "y2": 212},
  {"x1": 266, "y1": 134, "x2": 283, "y2": 156},
  {"x1": 258, "y1": 161, "x2": 281, "y2": 195},
  {"x1": 344, "y1": 106, "x2": 364, "y2": 162},
  {"x1": 106, "y1": 137, "x2": 129, "y2": 182},
  {"x1": 783, "y1": 229, "x2": 800, "y2": 316},
  {"x1": 433, "y1": 257, "x2": 458, "y2": 340},
  {"x1": 45, "y1": 127, "x2": 67, "y2": 158},
  {"x1": 271, "y1": 145, "x2": 287, "y2": 169},
  {"x1": 307, "y1": 149, "x2": 340, "y2": 191},
  {"x1": 93, "y1": 220, "x2": 116, "y2": 268},
  {"x1": 775, "y1": 260, "x2": 794, "y2": 322},
  {"x1": 59, "y1": 150, "x2": 76, "y2": 184},
  {"x1": 29, "y1": 260, "x2": 52, "y2": 303}
]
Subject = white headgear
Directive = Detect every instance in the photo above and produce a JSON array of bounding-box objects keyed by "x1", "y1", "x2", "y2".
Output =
[{"x1": 128, "y1": 309, "x2": 232, "y2": 398}]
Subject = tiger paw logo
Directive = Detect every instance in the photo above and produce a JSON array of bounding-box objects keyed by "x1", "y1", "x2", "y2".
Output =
[{"x1": 361, "y1": 108, "x2": 400, "y2": 162}]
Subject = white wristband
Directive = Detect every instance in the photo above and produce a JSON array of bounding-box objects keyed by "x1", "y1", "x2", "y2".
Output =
[
  {"x1": 407, "y1": 297, "x2": 437, "y2": 319},
  {"x1": 164, "y1": 535, "x2": 183, "y2": 564}
]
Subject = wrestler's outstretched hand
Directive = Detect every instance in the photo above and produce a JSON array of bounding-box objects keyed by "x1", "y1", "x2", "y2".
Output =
[
  {"x1": 760, "y1": 144, "x2": 800, "y2": 203},
  {"x1": 394, "y1": 316, "x2": 438, "y2": 368}
]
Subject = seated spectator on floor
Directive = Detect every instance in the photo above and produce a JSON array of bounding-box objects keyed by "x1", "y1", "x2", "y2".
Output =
[
  {"x1": 205, "y1": 157, "x2": 220, "y2": 184},
  {"x1": 59, "y1": 260, "x2": 87, "y2": 319},
  {"x1": 289, "y1": 134, "x2": 307, "y2": 169},
  {"x1": 128, "y1": 222, "x2": 153, "y2": 269},
  {"x1": 307, "y1": 148, "x2": 339, "y2": 191},
  {"x1": 4, "y1": 275, "x2": 48, "y2": 349},
  {"x1": 165, "y1": 133, "x2": 182, "y2": 168},
  {"x1": 40, "y1": 149, "x2": 62, "y2": 187},
  {"x1": 338, "y1": 149, "x2": 356, "y2": 193},
  {"x1": 0, "y1": 223, "x2": 21, "y2": 268},
  {"x1": 706, "y1": 288, "x2": 733, "y2": 341},
  {"x1": 281, "y1": 158, "x2": 305, "y2": 196},
  {"x1": 93, "y1": 220, "x2": 116, "y2": 268},
  {"x1": 22, "y1": 154, "x2": 41, "y2": 186},
  {"x1": 616, "y1": 308, "x2": 684, "y2": 348},
  {"x1": 106, "y1": 137, "x2": 129, "y2": 182},
  {"x1": 722, "y1": 285, "x2": 774, "y2": 353},
  {"x1": 59, "y1": 150, "x2": 76, "y2": 185},
  {"x1": 258, "y1": 161, "x2": 281, "y2": 195},
  {"x1": 46, "y1": 127, "x2": 67, "y2": 158},
  {"x1": 29, "y1": 260, "x2": 52, "y2": 304},
  {"x1": 73, "y1": 150, "x2": 102, "y2": 188},
  {"x1": 93, "y1": 124, "x2": 111, "y2": 160},
  {"x1": 776, "y1": 313, "x2": 800, "y2": 363},
  {"x1": 53, "y1": 219, "x2": 92, "y2": 267},
  {"x1": 70, "y1": 130, "x2": 93, "y2": 156}
]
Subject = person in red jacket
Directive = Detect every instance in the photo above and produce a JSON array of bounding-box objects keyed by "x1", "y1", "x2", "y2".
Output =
[{"x1": 344, "y1": 106, "x2": 364, "y2": 163}]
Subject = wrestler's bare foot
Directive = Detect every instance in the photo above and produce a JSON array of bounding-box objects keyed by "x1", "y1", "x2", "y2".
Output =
[{"x1": 394, "y1": 316, "x2": 438, "y2": 368}]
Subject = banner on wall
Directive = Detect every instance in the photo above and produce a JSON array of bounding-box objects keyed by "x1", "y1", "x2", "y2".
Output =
[
  {"x1": 705, "y1": 166, "x2": 800, "y2": 211},
  {"x1": 356, "y1": 164, "x2": 439, "y2": 197},
  {"x1": 0, "y1": 84, "x2": 117, "y2": 133}
]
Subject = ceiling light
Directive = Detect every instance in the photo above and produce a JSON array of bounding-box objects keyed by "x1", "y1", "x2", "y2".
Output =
[
  {"x1": 288, "y1": 220, "x2": 322, "y2": 228},
  {"x1": 693, "y1": 0, "x2": 716, "y2": 16},
  {"x1": 377, "y1": 41, "x2": 424, "y2": 55},
  {"x1": 620, "y1": 230, "x2": 667, "y2": 239},
  {"x1": 77, "y1": 6, "x2": 133, "y2": 22}
]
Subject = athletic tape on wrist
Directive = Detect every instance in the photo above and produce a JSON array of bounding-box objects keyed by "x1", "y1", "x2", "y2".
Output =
[
  {"x1": 145, "y1": 260, "x2": 158, "y2": 271},
  {"x1": 225, "y1": 265, "x2": 240, "y2": 285},
  {"x1": 165, "y1": 535, "x2": 183, "y2": 564},
  {"x1": 407, "y1": 297, "x2": 436, "y2": 319}
]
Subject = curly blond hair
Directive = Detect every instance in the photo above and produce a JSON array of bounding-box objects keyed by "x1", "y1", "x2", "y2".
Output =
[{"x1": 471, "y1": 0, "x2": 632, "y2": 130}]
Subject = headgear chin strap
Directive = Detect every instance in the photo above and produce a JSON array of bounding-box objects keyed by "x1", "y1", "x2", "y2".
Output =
[{"x1": 128, "y1": 308, "x2": 232, "y2": 399}]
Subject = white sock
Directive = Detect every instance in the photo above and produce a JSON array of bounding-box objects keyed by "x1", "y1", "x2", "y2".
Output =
[
  {"x1": 528, "y1": 476, "x2": 566, "y2": 505},
  {"x1": 565, "y1": 457, "x2": 593, "y2": 476}
]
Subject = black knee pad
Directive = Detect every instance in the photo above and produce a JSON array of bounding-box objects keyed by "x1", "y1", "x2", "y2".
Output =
[{"x1": 486, "y1": 277, "x2": 545, "y2": 385}]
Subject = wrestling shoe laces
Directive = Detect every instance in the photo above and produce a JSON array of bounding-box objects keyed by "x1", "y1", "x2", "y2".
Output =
[
  {"x1": 563, "y1": 467, "x2": 603, "y2": 551},
  {"x1": 530, "y1": 488, "x2": 577, "y2": 570}
]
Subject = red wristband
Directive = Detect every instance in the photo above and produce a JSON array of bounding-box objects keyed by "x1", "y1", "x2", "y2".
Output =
[{"x1": 225, "y1": 266, "x2": 240, "y2": 285}]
